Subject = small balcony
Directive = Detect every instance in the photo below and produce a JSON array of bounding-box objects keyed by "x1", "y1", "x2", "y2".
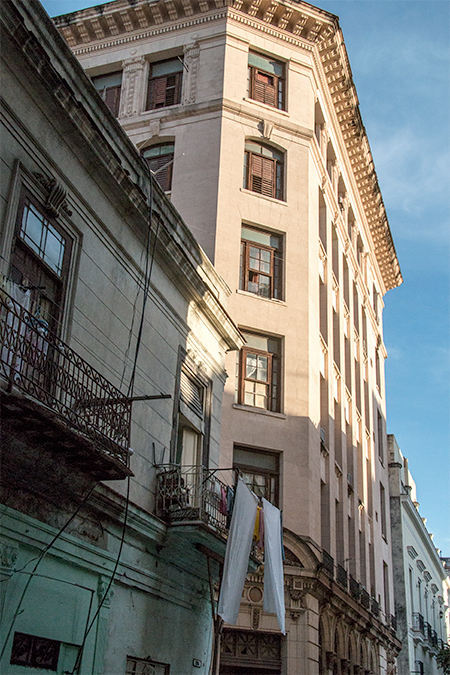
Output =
[
  {"x1": 1, "y1": 291, "x2": 132, "y2": 481},
  {"x1": 412, "y1": 612, "x2": 425, "y2": 640},
  {"x1": 390, "y1": 614, "x2": 397, "y2": 632},
  {"x1": 156, "y1": 464, "x2": 234, "y2": 537}
]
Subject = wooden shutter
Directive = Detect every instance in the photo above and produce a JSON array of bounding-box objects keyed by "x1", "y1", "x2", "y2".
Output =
[
  {"x1": 250, "y1": 154, "x2": 275, "y2": 198},
  {"x1": 104, "y1": 85, "x2": 121, "y2": 117},
  {"x1": 252, "y1": 69, "x2": 277, "y2": 108},
  {"x1": 145, "y1": 152, "x2": 173, "y2": 192},
  {"x1": 180, "y1": 370, "x2": 204, "y2": 418}
]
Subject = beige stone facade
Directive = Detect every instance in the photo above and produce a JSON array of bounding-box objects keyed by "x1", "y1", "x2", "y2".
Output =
[{"x1": 55, "y1": 0, "x2": 403, "y2": 672}]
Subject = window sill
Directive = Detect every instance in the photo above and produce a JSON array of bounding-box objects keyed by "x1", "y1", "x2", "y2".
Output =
[
  {"x1": 243, "y1": 97, "x2": 290, "y2": 117},
  {"x1": 236, "y1": 289, "x2": 286, "y2": 305},
  {"x1": 240, "y1": 188, "x2": 287, "y2": 205},
  {"x1": 232, "y1": 403, "x2": 286, "y2": 420}
]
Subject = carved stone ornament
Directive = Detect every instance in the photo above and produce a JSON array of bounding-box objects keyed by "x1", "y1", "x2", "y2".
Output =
[
  {"x1": 120, "y1": 55, "x2": 146, "y2": 118},
  {"x1": 252, "y1": 607, "x2": 260, "y2": 629},
  {"x1": 97, "y1": 575, "x2": 115, "y2": 608},
  {"x1": 341, "y1": 659, "x2": 350, "y2": 674},
  {"x1": 183, "y1": 41, "x2": 200, "y2": 105},
  {"x1": 321, "y1": 173, "x2": 328, "y2": 190},
  {"x1": 33, "y1": 173, "x2": 72, "y2": 217},
  {"x1": 0, "y1": 544, "x2": 18, "y2": 570},
  {"x1": 326, "y1": 651, "x2": 337, "y2": 669},
  {"x1": 262, "y1": 120, "x2": 274, "y2": 139}
]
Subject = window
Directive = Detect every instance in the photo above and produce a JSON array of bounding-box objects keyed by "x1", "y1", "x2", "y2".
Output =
[
  {"x1": 172, "y1": 351, "x2": 211, "y2": 467},
  {"x1": 377, "y1": 410, "x2": 384, "y2": 462},
  {"x1": 234, "y1": 446, "x2": 279, "y2": 506},
  {"x1": 380, "y1": 483, "x2": 387, "y2": 539},
  {"x1": 239, "y1": 225, "x2": 283, "y2": 299},
  {"x1": 237, "y1": 331, "x2": 281, "y2": 412},
  {"x1": 9, "y1": 192, "x2": 72, "y2": 334},
  {"x1": 142, "y1": 143, "x2": 174, "y2": 192},
  {"x1": 244, "y1": 142, "x2": 284, "y2": 200},
  {"x1": 126, "y1": 657, "x2": 170, "y2": 674},
  {"x1": 10, "y1": 632, "x2": 60, "y2": 671},
  {"x1": 92, "y1": 71, "x2": 122, "y2": 117},
  {"x1": 248, "y1": 51, "x2": 284, "y2": 110},
  {"x1": 146, "y1": 58, "x2": 183, "y2": 110}
]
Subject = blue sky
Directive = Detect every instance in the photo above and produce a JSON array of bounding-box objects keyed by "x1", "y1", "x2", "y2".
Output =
[{"x1": 41, "y1": 0, "x2": 450, "y2": 551}]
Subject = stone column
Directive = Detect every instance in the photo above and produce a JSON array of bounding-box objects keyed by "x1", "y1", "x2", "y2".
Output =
[{"x1": 119, "y1": 56, "x2": 147, "y2": 118}]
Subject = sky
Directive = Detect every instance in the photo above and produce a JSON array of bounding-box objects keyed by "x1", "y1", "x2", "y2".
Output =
[{"x1": 41, "y1": 0, "x2": 450, "y2": 551}]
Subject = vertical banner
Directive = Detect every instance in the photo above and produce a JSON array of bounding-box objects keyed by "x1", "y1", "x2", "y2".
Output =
[
  {"x1": 218, "y1": 478, "x2": 258, "y2": 624},
  {"x1": 262, "y1": 498, "x2": 286, "y2": 634}
]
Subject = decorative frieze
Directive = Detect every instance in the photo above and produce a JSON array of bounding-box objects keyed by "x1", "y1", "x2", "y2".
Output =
[{"x1": 183, "y1": 41, "x2": 200, "y2": 104}]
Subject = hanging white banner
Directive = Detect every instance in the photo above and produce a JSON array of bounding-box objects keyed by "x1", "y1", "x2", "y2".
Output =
[
  {"x1": 262, "y1": 497, "x2": 286, "y2": 634},
  {"x1": 218, "y1": 477, "x2": 258, "y2": 625}
]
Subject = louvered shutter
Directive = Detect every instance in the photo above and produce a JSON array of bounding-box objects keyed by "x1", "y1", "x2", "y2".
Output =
[
  {"x1": 147, "y1": 77, "x2": 165, "y2": 109},
  {"x1": 252, "y1": 70, "x2": 277, "y2": 108},
  {"x1": 145, "y1": 153, "x2": 173, "y2": 192},
  {"x1": 250, "y1": 154, "x2": 275, "y2": 198},
  {"x1": 104, "y1": 85, "x2": 121, "y2": 117},
  {"x1": 180, "y1": 370, "x2": 204, "y2": 418}
]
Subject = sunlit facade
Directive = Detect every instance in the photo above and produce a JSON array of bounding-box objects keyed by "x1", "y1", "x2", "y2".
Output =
[{"x1": 55, "y1": 0, "x2": 403, "y2": 671}]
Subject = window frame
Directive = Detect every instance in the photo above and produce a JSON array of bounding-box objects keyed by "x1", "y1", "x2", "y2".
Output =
[
  {"x1": 238, "y1": 332, "x2": 281, "y2": 413},
  {"x1": 171, "y1": 348, "x2": 212, "y2": 467},
  {"x1": 146, "y1": 58, "x2": 183, "y2": 111},
  {"x1": 9, "y1": 189, "x2": 73, "y2": 336},
  {"x1": 240, "y1": 226, "x2": 283, "y2": 300},
  {"x1": 244, "y1": 142, "x2": 284, "y2": 201},
  {"x1": 248, "y1": 51, "x2": 285, "y2": 111},
  {"x1": 92, "y1": 71, "x2": 122, "y2": 117},
  {"x1": 233, "y1": 445, "x2": 280, "y2": 506},
  {"x1": 141, "y1": 143, "x2": 174, "y2": 192}
]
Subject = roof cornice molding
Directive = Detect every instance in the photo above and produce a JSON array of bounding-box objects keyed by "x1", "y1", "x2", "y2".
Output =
[{"x1": 54, "y1": 0, "x2": 401, "y2": 290}]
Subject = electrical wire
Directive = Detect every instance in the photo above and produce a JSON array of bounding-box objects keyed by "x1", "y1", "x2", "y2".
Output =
[{"x1": 69, "y1": 177, "x2": 160, "y2": 674}]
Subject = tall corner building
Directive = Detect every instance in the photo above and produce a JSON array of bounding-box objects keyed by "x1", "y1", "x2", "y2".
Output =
[{"x1": 55, "y1": 0, "x2": 403, "y2": 672}]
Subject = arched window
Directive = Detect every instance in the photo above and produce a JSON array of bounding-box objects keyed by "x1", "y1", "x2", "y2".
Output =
[
  {"x1": 142, "y1": 143, "x2": 174, "y2": 192},
  {"x1": 244, "y1": 141, "x2": 284, "y2": 200}
]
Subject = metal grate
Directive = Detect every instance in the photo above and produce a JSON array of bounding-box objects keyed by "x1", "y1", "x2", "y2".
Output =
[{"x1": 1, "y1": 290, "x2": 131, "y2": 465}]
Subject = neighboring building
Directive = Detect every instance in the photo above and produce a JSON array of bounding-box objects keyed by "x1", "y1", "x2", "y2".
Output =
[
  {"x1": 53, "y1": 0, "x2": 404, "y2": 672},
  {"x1": 0, "y1": 1, "x2": 244, "y2": 674},
  {"x1": 388, "y1": 435, "x2": 450, "y2": 675}
]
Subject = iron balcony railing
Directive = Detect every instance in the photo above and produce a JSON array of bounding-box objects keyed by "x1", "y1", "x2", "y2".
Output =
[
  {"x1": 349, "y1": 575, "x2": 361, "y2": 601},
  {"x1": 360, "y1": 588, "x2": 370, "y2": 610},
  {"x1": 156, "y1": 465, "x2": 235, "y2": 536},
  {"x1": 412, "y1": 613, "x2": 425, "y2": 634},
  {"x1": 322, "y1": 550, "x2": 335, "y2": 578},
  {"x1": 336, "y1": 564, "x2": 348, "y2": 590},
  {"x1": 371, "y1": 598, "x2": 380, "y2": 618},
  {"x1": 0, "y1": 290, "x2": 131, "y2": 467}
]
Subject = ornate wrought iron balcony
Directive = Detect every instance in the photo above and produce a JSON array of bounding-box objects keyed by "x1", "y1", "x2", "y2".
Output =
[
  {"x1": 1, "y1": 291, "x2": 131, "y2": 480},
  {"x1": 156, "y1": 464, "x2": 234, "y2": 537}
]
